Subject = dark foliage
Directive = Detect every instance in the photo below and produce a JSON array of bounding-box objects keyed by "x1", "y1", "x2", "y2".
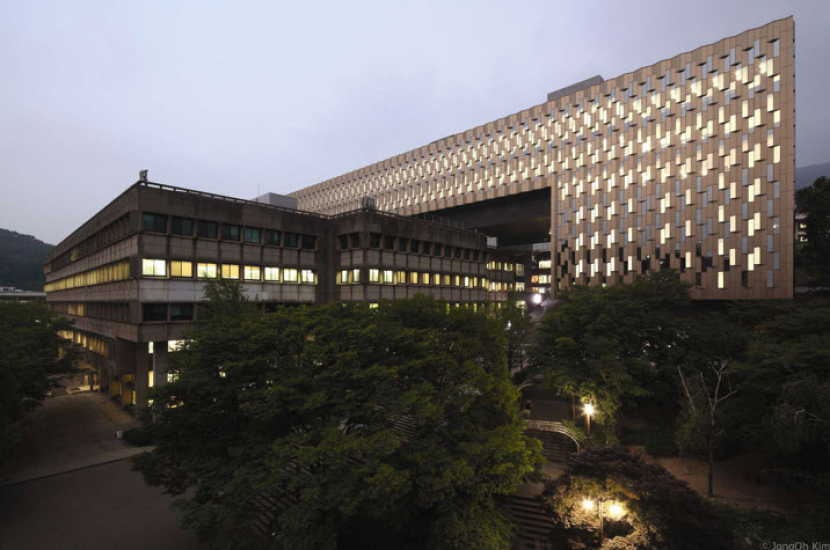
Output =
[{"x1": 0, "y1": 228, "x2": 53, "y2": 291}]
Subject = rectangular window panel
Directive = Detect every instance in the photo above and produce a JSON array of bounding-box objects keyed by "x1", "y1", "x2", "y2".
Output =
[
  {"x1": 300, "y1": 269, "x2": 315, "y2": 284},
  {"x1": 244, "y1": 266, "x2": 261, "y2": 280},
  {"x1": 171, "y1": 217, "x2": 194, "y2": 236},
  {"x1": 264, "y1": 267, "x2": 281, "y2": 282},
  {"x1": 143, "y1": 213, "x2": 168, "y2": 233},
  {"x1": 222, "y1": 225, "x2": 240, "y2": 241},
  {"x1": 351, "y1": 269, "x2": 361, "y2": 283},
  {"x1": 283, "y1": 268, "x2": 298, "y2": 283},
  {"x1": 301, "y1": 235, "x2": 317, "y2": 250},
  {"x1": 170, "y1": 303, "x2": 194, "y2": 321},
  {"x1": 284, "y1": 232, "x2": 299, "y2": 248},
  {"x1": 265, "y1": 230, "x2": 281, "y2": 246},
  {"x1": 197, "y1": 263, "x2": 218, "y2": 279},
  {"x1": 243, "y1": 228, "x2": 261, "y2": 243},
  {"x1": 170, "y1": 261, "x2": 193, "y2": 278},
  {"x1": 221, "y1": 264, "x2": 240, "y2": 279},
  {"x1": 142, "y1": 259, "x2": 166, "y2": 277},
  {"x1": 197, "y1": 221, "x2": 218, "y2": 239},
  {"x1": 142, "y1": 303, "x2": 168, "y2": 322},
  {"x1": 369, "y1": 269, "x2": 380, "y2": 283}
]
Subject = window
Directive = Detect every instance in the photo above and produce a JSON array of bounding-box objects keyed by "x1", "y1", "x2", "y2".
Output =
[
  {"x1": 396, "y1": 271, "x2": 407, "y2": 284},
  {"x1": 265, "y1": 230, "x2": 281, "y2": 246},
  {"x1": 221, "y1": 264, "x2": 240, "y2": 279},
  {"x1": 421, "y1": 272, "x2": 430, "y2": 285},
  {"x1": 443, "y1": 274, "x2": 451, "y2": 286},
  {"x1": 434, "y1": 244, "x2": 443, "y2": 256},
  {"x1": 143, "y1": 303, "x2": 168, "y2": 322},
  {"x1": 349, "y1": 233, "x2": 360, "y2": 248},
  {"x1": 222, "y1": 225, "x2": 240, "y2": 241},
  {"x1": 422, "y1": 242, "x2": 432, "y2": 255},
  {"x1": 351, "y1": 268, "x2": 361, "y2": 283},
  {"x1": 284, "y1": 232, "x2": 299, "y2": 248},
  {"x1": 398, "y1": 238, "x2": 408, "y2": 252},
  {"x1": 300, "y1": 269, "x2": 315, "y2": 284},
  {"x1": 433, "y1": 273, "x2": 441, "y2": 285},
  {"x1": 369, "y1": 269, "x2": 380, "y2": 283},
  {"x1": 384, "y1": 236, "x2": 395, "y2": 250},
  {"x1": 370, "y1": 233, "x2": 381, "y2": 248},
  {"x1": 143, "y1": 213, "x2": 168, "y2": 233},
  {"x1": 197, "y1": 221, "x2": 219, "y2": 239},
  {"x1": 337, "y1": 269, "x2": 349, "y2": 285},
  {"x1": 170, "y1": 303, "x2": 194, "y2": 321},
  {"x1": 410, "y1": 240, "x2": 420, "y2": 253},
  {"x1": 283, "y1": 268, "x2": 298, "y2": 283},
  {"x1": 197, "y1": 263, "x2": 218, "y2": 279},
  {"x1": 171, "y1": 217, "x2": 194, "y2": 236},
  {"x1": 142, "y1": 259, "x2": 166, "y2": 277},
  {"x1": 243, "y1": 227, "x2": 261, "y2": 243},
  {"x1": 338, "y1": 235, "x2": 349, "y2": 250},
  {"x1": 301, "y1": 235, "x2": 317, "y2": 250},
  {"x1": 170, "y1": 261, "x2": 193, "y2": 278},
  {"x1": 383, "y1": 270, "x2": 394, "y2": 284},
  {"x1": 264, "y1": 267, "x2": 281, "y2": 282},
  {"x1": 244, "y1": 266, "x2": 261, "y2": 280},
  {"x1": 409, "y1": 272, "x2": 419, "y2": 284}
]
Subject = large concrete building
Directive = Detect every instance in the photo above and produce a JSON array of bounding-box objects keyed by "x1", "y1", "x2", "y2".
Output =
[
  {"x1": 292, "y1": 18, "x2": 795, "y2": 300},
  {"x1": 45, "y1": 18, "x2": 795, "y2": 407}
]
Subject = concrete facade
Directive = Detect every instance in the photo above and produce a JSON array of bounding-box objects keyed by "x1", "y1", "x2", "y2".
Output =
[{"x1": 290, "y1": 19, "x2": 796, "y2": 300}]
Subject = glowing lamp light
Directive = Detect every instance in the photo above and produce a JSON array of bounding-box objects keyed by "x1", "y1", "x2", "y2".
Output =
[
  {"x1": 609, "y1": 503, "x2": 625, "y2": 519},
  {"x1": 584, "y1": 403, "x2": 595, "y2": 417},
  {"x1": 531, "y1": 293, "x2": 543, "y2": 305},
  {"x1": 582, "y1": 499, "x2": 595, "y2": 511}
]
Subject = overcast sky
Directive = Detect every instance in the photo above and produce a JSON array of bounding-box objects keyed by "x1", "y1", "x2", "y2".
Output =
[{"x1": 2, "y1": 0, "x2": 828, "y2": 244}]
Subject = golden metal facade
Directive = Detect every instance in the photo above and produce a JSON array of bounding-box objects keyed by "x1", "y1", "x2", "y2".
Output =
[{"x1": 292, "y1": 18, "x2": 795, "y2": 299}]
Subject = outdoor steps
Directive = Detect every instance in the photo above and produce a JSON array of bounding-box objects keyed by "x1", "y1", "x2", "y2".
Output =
[
  {"x1": 526, "y1": 429, "x2": 574, "y2": 463},
  {"x1": 508, "y1": 495, "x2": 555, "y2": 549}
]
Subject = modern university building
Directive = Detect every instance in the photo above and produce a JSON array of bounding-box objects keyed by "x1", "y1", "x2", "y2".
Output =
[{"x1": 45, "y1": 18, "x2": 795, "y2": 407}]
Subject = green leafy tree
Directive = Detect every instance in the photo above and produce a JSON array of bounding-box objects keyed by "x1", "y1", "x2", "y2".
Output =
[
  {"x1": 133, "y1": 282, "x2": 542, "y2": 549},
  {"x1": 795, "y1": 176, "x2": 830, "y2": 288},
  {"x1": 530, "y1": 270, "x2": 691, "y2": 430},
  {"x1": 0, "y1": 302, "x2": 78, "y2": 463},
  {"x1": 493, "y1": 301, "x2": 534, "y2": 379},
  {"x1": 541, "y1": 446, "x2": 733, "y2": 550}
]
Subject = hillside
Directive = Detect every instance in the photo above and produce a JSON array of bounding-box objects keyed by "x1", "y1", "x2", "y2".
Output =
[
  {"x1": 0, "y1": 228, "x2": 53, "y2": 291},
  {"x1": 796, "y1": 162, "x2": 830, "y2": 189}
]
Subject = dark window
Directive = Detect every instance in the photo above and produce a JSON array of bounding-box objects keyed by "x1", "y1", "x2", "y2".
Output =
[
  {"x1": 222, "y1": 224, "x2": 240, "y2": 241},
  {"x1": 410, "y1": 239, "x2": 420, "y2": 253},
  {"x1": 370, "y1": 233, "x2": 381, "y2": 248},
  {"x1": 171, "y1": 217, "x2": 193, "y2": 236},
  {"x1": 302, "y1": 235, "x2": 317, "y2": 250},
  {"x1": 453, "y1": 247, "x2": 460, "y2": 259},
  {"x1": 284, "y1": 232, "x2": 299, "y2": 248},
  {"x1": 170, "y1": 303, "x2": 194, "y2": 321},
  {"x1": 197, "y1": 221, "x2": 218, "y2": 239},
  {"x1": 473, "y1": 250, "x2": 480, "y2": 261},
  {"x1": 444, "y1": 246, "x2": 452, "y2": 258},
  {"x1": 338, "y1": 235, "x2": 349, "y2": 250},
  {"x1": 348, "y1": 233, "x2": 360, "y2": 248},
  {"x1": 434, "y1": 243, "x2": 443, "y2": 256},
  {"x1": 464, "y1": 249, "x2": 471, "y2": 260},
  {"x1": 422, "y1": 242, "x2": 432, "y2": 255},
  {"x1": 696, "y1": 272, "x2": 702, "y2": 287},
  {"x1": 398, "y1": 238, "x2": 408, "y2": 252},
  {"x1": 724, "y1": 256, "x2": 730, "y2": 272},
  {"x1": 384, "y1": 236, "x2": 395, "y2": 250},
  {"x1": 142, "y1": 303, "x2": 168, "y2": 322},
  {"x1": 741, "y1": 270, "x2": 749, "y2": 288},
  {"x1": 265, "y1": 230, "x2": 281, "y2": 246},
  {"x1": 244, "y1": 227, "x2": 261, "y2": 243},
  {"x1": 695, "y1": 241, "x2": 702, "y2": 257},
  {"x1": 143, "y1": 213, "x2": 168, "y2": 233}
]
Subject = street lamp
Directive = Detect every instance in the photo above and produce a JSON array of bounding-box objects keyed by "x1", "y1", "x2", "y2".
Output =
[
  {"x1": 583, "y1": 402, "x2": 595, "y2": 434},
  {"x1": 582, "y1": 497, "x2": 625, "y2": 546}
]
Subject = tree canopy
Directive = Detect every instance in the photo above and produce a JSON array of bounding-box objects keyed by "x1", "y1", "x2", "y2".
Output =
[
  {"x1": 0, "y1": 302, "x2": 77, "y2": 463},
  {"x1": 133, "y1": 282, "x2": 543, "y2": 549},
  {"x1": 795, "y1": 176, "x2": 830, "y2": 288}
]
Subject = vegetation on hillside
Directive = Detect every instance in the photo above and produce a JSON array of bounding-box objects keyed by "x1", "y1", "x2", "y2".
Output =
[{"x1": 0, "y1": 228, "x2": 53, "y2": 291}]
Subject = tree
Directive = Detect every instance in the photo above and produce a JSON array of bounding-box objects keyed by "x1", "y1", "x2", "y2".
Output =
[
  {"x1": 133, "y1": 282, "x2": 543, "y2": 549},
  {"x1": 541, "y1": 446, "x2": 733, "y2": 550},
  {"x1": 0, "y1": 302, "x2": 77, "y2": 463},
  {"x1": 530, "y1": 271, "x2": 691, "y2": 431},
  {"x1": 493, "y1": 301, "x2": 534, "y2": 379},
  {"x1": 795, "y1": 176, "x2": 830, "y2": 288},
  {"x1": 674, "y1": 315, "x2": 746, "y2": 499}
]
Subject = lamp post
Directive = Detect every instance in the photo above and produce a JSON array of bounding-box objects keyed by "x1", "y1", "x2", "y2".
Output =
[
  {"x1": 583, "y1": 402, "x2": 595, "y2": 435},
  {"x1": 582, "y1": 497, "x2": 624, "y2": 547}
]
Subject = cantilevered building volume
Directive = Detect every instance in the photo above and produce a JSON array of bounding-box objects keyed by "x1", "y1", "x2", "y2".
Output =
[
  {"x1": 291, "y1": 18, "x2": 795, "y2": 300},
  {"x1": 44, "y1": 18, "x2": 795, "y2": 407}
]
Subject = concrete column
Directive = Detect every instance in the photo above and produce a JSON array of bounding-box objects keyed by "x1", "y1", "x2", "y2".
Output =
[
  {"x1": 153, "y1": 341, "x2": 169, "y2": 388},
  {"x1": 135, "y1": 344, "x2": 151, "y2": 408}
]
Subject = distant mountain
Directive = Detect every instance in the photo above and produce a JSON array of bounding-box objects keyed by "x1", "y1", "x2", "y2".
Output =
[
  {"x1": 0, "y1": 229, "x2": 53, "y2": 291},
  {"x1": 796, "y1": 162, "x2": 830, "y2": 190}
]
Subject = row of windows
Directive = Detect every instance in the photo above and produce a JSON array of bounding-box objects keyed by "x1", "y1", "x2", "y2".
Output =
[
  {"x1": 143, "y1": 302, "x2": 195, "y2": 322},
  {"x1": 51, "y1": 302, "x2": 130, "y2": 323},
  {"x1": 44, "y1": 260, "x2": 131, "y2": 293},
  {"x1": 142, "y1": 213, "x2": 317, "y2": 249},
  {"x1": 486, "y1": 261, "x2": 523, "y2": 274},
  {"x1": 338, "y1": 232, "x2": 486, "y2": 261},
  {"x1": 58, "y1": 330, "x2": 109, "y2": 357},
  {"x1": 142, "y1": 259, "x2": 316, "y2": 284},
  {"x1": 336, "y1": 268, "x2": 518, "y2": 292},
  {"x1": 46, "y1": 214, "x2": 131, "y2": 273}
]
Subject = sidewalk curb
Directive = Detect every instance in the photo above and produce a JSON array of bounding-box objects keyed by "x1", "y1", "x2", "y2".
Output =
[{"x1": 0, "y1": 449, "x2": 151, "y2": 488}]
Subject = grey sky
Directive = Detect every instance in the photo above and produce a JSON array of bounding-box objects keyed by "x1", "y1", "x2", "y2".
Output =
[{"x1": 1, "y1": 0, "x2": 828, "y2": 245}]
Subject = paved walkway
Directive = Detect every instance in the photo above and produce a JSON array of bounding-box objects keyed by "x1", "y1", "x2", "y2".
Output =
[{"x1": 2, "y1": 392, "x2": 144, "y2": 485}]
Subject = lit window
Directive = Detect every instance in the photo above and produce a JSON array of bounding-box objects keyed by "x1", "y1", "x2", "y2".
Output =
[
  {"x1": 142, "y1": 259, "x2": 166, "y2": 277},
  {"x1": 383, "y1": 270, "x2": 394, "y2": 284},
  {"x1": 396, "y1": 271, "x2": 407, "y2": 284},
  {"x1": 409, "y1": 272, "x2": 419, "y2": 284},
  {"x1": 301, "y1": 269, "x2": 315, "y2": 284},
  {"x1": 421, "y1": 272, "x2": 430, "y2": 285},
  {"x1": 244, "y1": 266, "x2": 261, "y2": 280},
  {"x1": 352, "y1": 269, "x2": 361, "y2": 283},
  {"x1": 264, "y1": 267, "x2": 281, "y2": 282},
  {"x1": 170, "y1": 261, "x2": 192, "y2": 278},
  {"x1": 369, "y1": 269, "x2": 380, "y2": 283},
  {"x1": 283, "y1": 268, "x2": 299, "y2": 283},
  {"x1": 197, "y1": 263, "x2": 218, "y2": 279},
  {"x1": 337, "y1": 270, "x2": 349, "y2": 285},
  {"x1": 221, "y1": 264, "x2": 240, "y2": 279}
]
